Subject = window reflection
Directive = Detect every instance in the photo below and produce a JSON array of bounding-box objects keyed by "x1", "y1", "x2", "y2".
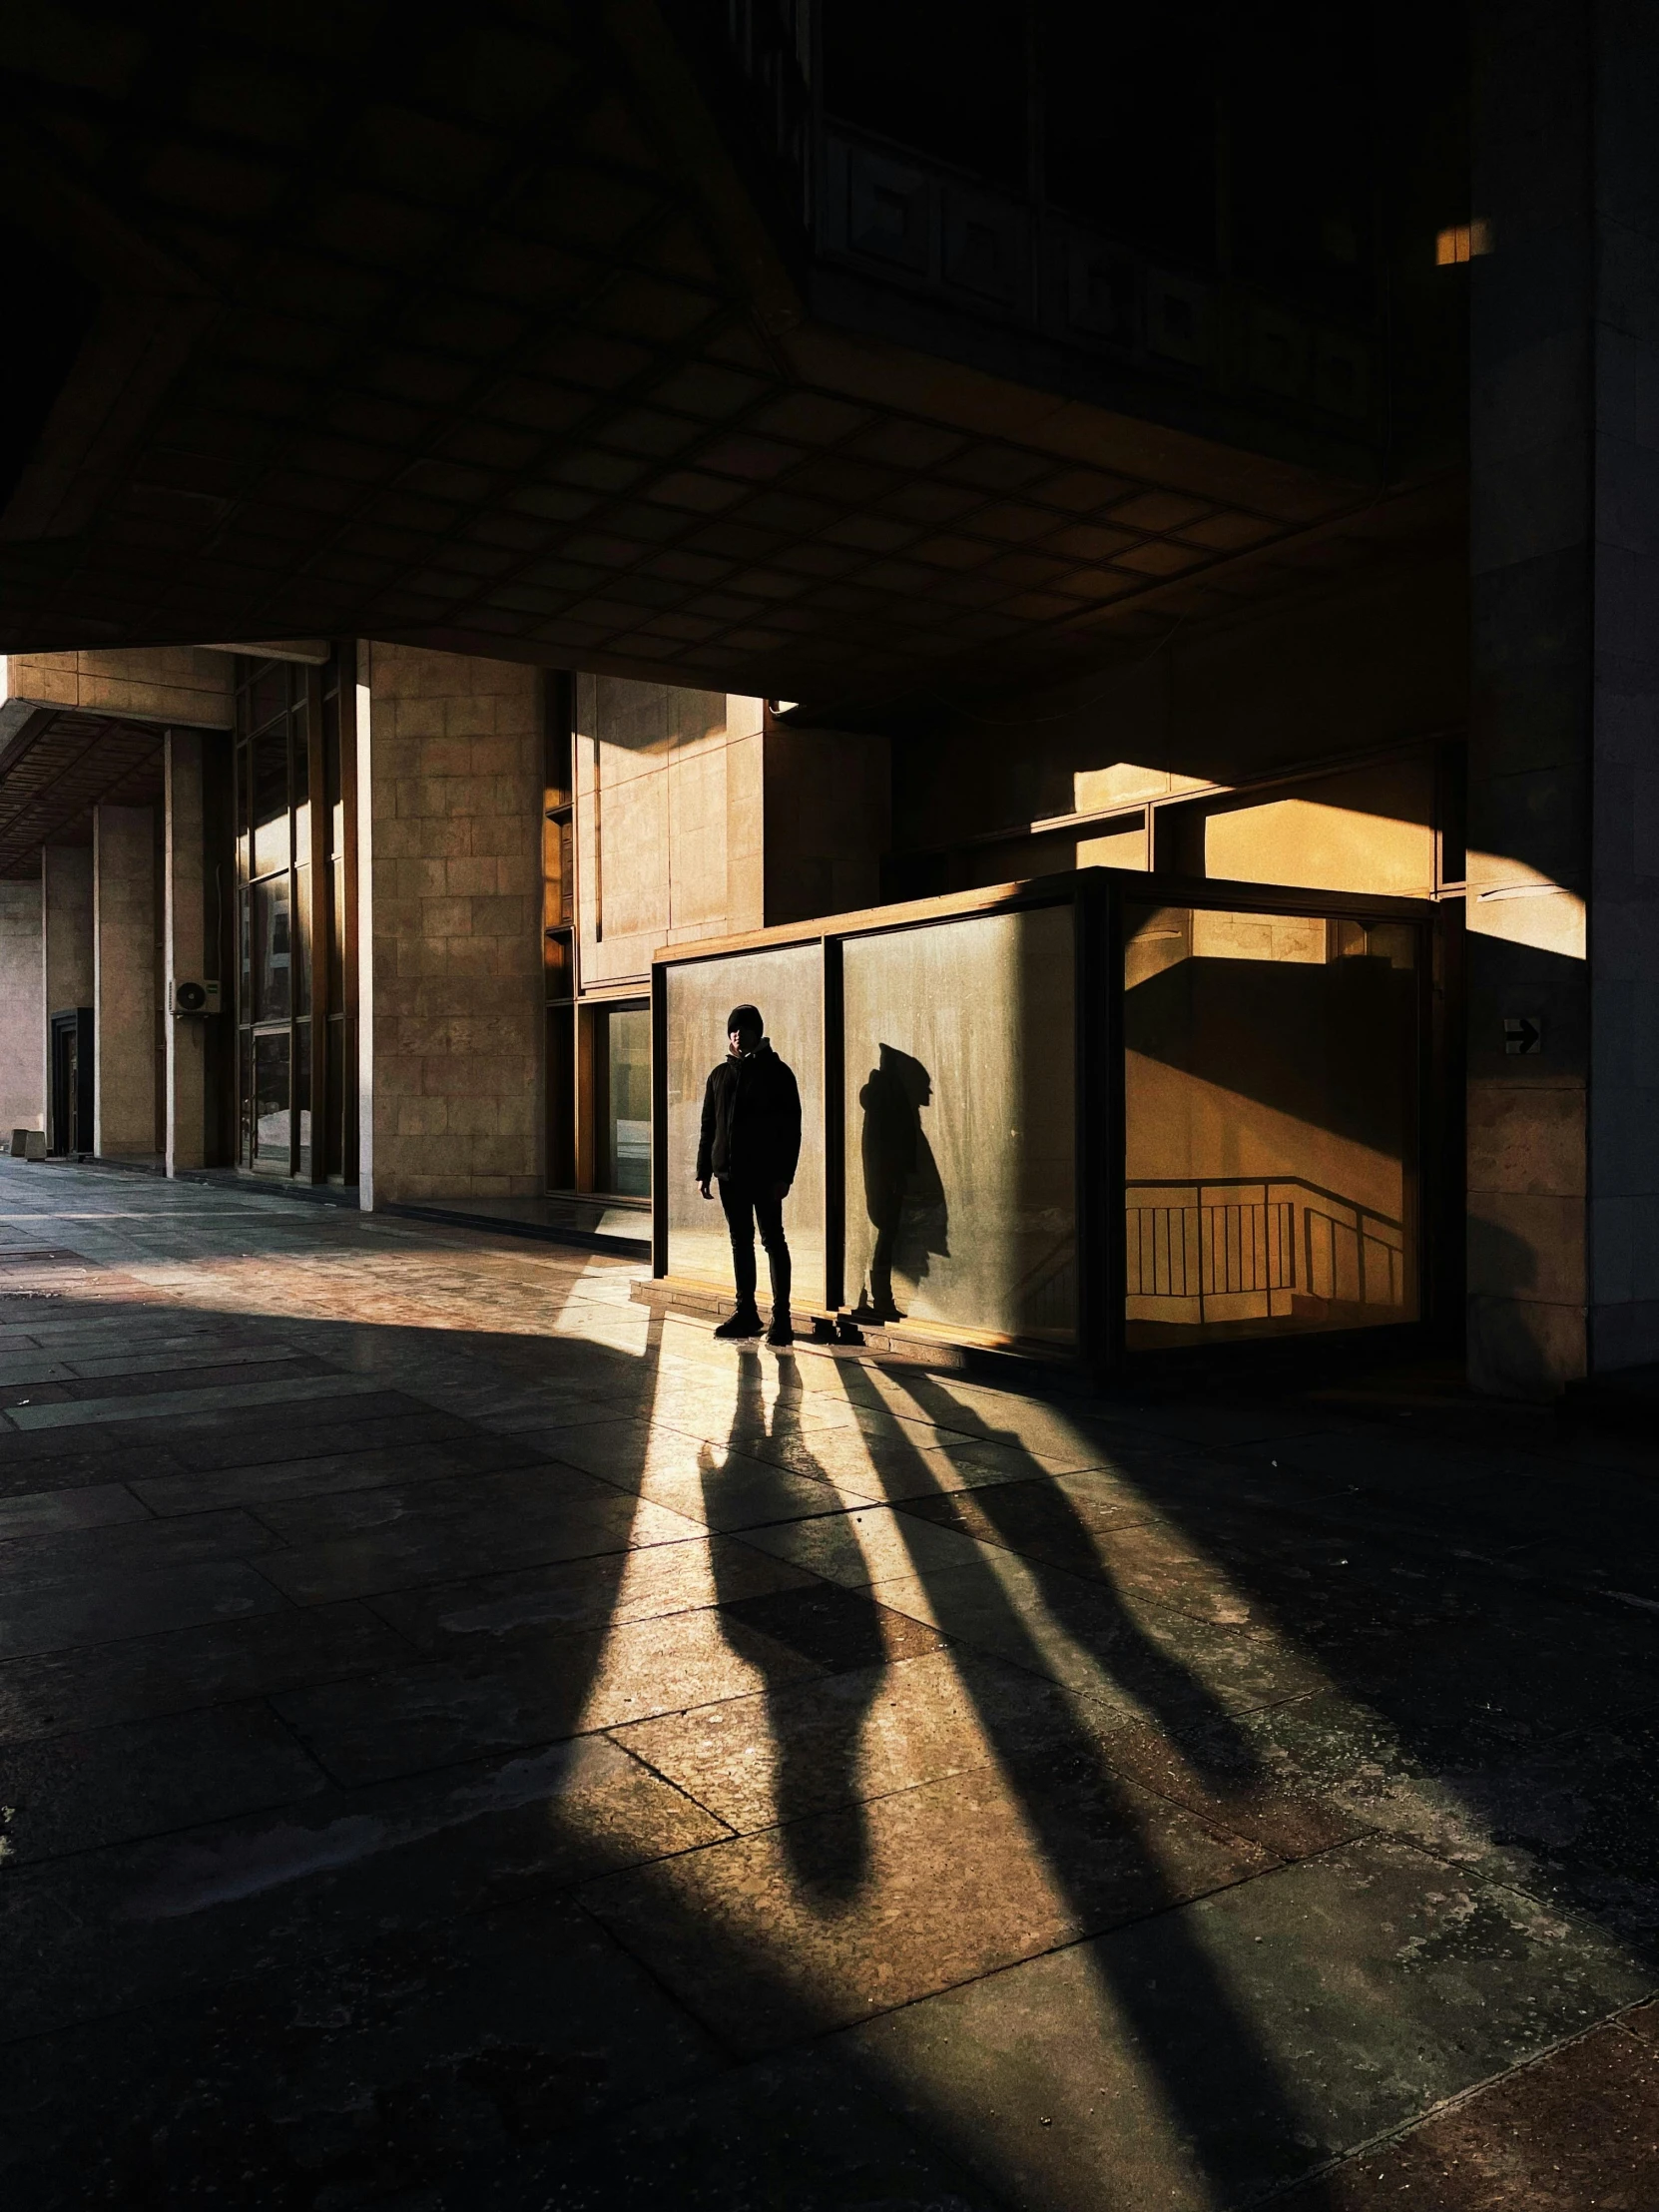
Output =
[
  {"x1": 253, "y1": 1031, "x2": 290, "y2": 1163},
  {"x1": 602, "y1": 1006, "x2": 651, "y2": 1197},
  {"x1": 1124, "y1": 902, "x2": 1418, "y2": 1346},
  {"x1": 254, "y1": 876, "x2": 291, "y2": 1023}
]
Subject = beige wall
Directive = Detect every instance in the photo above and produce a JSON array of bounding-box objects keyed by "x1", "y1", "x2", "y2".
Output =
[
  {"x1": 575, "y1": 678, "x2": 765, "y2": 988},
  {"x1": 1, "y1": 648, "x2": 233, "y2": 730},
  {"x1": 0, "y1": 879, "x2": 44, "y2": 1135},
  {"x1": 363, "y1": 643, "x2": 544, "y2": 1204},
  {"x1": 92, "y1": 805, "x2": 160, "y2": 1158}
]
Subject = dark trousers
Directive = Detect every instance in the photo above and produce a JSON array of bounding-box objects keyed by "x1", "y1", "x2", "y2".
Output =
[{"x1": 719, "y1": 1179, "x2": 792, "y2": 1314}]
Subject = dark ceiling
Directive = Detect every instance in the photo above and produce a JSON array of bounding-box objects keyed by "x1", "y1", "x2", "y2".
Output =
[
  {"x1": 0, "y1": 712, "x2": 165, "y2": 878},
  {"x1": 0, "y1": 3, "x2": 1455, "y2": 716}
]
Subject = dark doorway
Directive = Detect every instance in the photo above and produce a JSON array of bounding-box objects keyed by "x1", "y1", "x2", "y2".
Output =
[{"x1": 49, "y1": 1007, "x2": 93, "y2": 1156}]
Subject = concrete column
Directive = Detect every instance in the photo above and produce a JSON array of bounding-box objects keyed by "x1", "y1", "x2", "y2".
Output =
[
  {"x1": 1468, "y1": 0, "x2": 1659, "y2": 1391},
  {"x1": 0, "y1": 874, "x2": 45, "y2": 1138},
  {"x1": 163, "y1": 730, "x2": 208, "y2": 1173},
  {"x1": 93, "y1": 804, "x2": 159, "y2": 1160},
  {"x1": 42, "y1": 845, "x2": 93, "y2": 1152},
  {"x1": 356, "y1": 639, "x2": 375, "y2": 1210},
  {"x1": 360, "y1": 642, "x2": 544, "y2": 1208}
]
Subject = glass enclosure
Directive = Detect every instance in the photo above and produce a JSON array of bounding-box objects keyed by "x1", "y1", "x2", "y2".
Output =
[
  {"x1": 1123, "y1": 902, "x2": 1418, "y2": 1346},
  {"x1": 653, "y1": 874, "x2": 1430, "y2": 1365},
  {"x1": 665, "y1": 944, "x2": 826, "y2": 1307},
  {"x1": 842, "y1": 904, "x2": 1077, "y2": 1346}
]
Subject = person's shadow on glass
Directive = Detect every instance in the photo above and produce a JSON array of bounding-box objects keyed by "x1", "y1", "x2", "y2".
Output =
[{"x1": 854, "y1": 1044, "x2": 947, "y2": 1323}]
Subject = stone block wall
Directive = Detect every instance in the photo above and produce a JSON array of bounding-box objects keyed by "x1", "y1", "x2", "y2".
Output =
[
  {"x1": 364, "y1": 643, "x2": 544, "y2": 1204},
  {"x1": 1, "y1": 648, "x2": 233, "y2": 730},
  {"x1": 92, "y1": 806, "x2": 160, "y2": 1159},
  {"x1": 0, "y1": 879, "x2": 44, "y2": 1134},
  {"x1": 575, "y1": 679, "x2": 765, "y2": 989}
]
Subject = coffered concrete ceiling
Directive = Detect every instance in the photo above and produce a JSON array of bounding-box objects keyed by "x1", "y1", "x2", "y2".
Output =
[
  {"x1": 0, "y1": 711, "x2": 164, "y2": 877},
  {"x1": 0, "y1": 2, "x2": 1455, "y2": 716}
]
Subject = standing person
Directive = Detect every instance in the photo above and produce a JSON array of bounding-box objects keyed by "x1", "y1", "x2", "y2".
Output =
[{"x1": 696, "y1": 1003, "x2": 801, "y2": 1345}]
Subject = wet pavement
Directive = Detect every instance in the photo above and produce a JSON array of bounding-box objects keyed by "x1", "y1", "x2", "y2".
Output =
[{"x1": 0, "y1": 1155, "x2": 1655, "y2": 2208}]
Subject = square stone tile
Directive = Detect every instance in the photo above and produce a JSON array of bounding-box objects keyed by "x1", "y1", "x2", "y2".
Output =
[
  {"x1": 0, "y1": 1703, "x2": 326, "y2": 1862},
  {"x1": 131, "y1": 1431, "x2": 544, "y2": 1515},
  {"x1": 735, "y1": 1419, "x2": 1042, "y2": 1501},
  {"x1": 714, "y1": 1579, "x2": 946, "y2": 1673},
  {"x1": 0, "y1": 1506, "x2": 279, "y2": 1590},
  {"x1": 740, "y1": 1501, "x2": 997, "y2": 1587},
  {"x1": 0, "y1": 1559, "x2": 288, "y2": 1662},
  {"x1": 4, "y1": 1897, "x2": 723, "y2": 2211},
  {"x1": 0, "y1": 1601, "x2": 408, "y2": 1746},
  {"x1": 367, "y1": 1535, "x2": 816, "y2": 1650},
  {"x1": 255, "y1": 1488, "x2": 710, "y2": 1605},
  {"x1": 1272, "y1": 2012, "x2": 1659, "y2": 2210},
  {"x1": 248, "y1": 1458, "x2": 611, "y2": 1546},
  {"x1": 864, "y1": 1550, "x2": 1327, "y2": 1720},
  {"x1": 0, "y1": 1735, "x2": 727, "y2": 2044},
  {"x1": 582, "y1": 1758, "x2": 1270, "y2": 2051},
  {"x1": 273, "y1": 1602, "x2": 827, "y2": 1785},
  {"x1": 0, "y1": 1482, "x2": 150, "y2": 1540},
  {"x1": 836, "y1": 1837, "x2": 1654, "y2": 2212},
  {"x1": 509, "y1": 2045, "x2": 1010, "y2": 2212},
  {"x1": 613, "y1": 1646, "x2": 1034, "y2": 1833}
]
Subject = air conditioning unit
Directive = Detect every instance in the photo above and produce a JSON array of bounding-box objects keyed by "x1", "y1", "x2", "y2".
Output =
[{"x1": 170, "y1": 979, "x2": 222, "y2": 1015}]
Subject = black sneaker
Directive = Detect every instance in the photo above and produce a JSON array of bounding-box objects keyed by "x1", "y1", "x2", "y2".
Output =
[
  {"x1": 766, "y1": 1316, "x2": 795, "y2": 1347},
  {"x1": 714, "y1": 1306, "x2": 763, "y2": 1340}
]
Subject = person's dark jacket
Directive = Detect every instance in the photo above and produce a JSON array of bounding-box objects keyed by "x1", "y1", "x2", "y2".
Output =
[{"x1": 697, "y1": 1043, "x2": 802, "y2": 1191}]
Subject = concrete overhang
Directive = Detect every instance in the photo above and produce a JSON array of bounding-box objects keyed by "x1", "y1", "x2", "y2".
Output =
[{"x1": 0, "y1": 4, "x2": 1456, "y2": 719}]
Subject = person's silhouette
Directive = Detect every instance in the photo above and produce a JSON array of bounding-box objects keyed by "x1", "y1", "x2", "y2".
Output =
[
  {"x1": 696, "y1": 1003, "x2": 802, "y2": 1347},
  {"x1": 855, "y1": 1043, "x2": 946, "y2": 1321}
]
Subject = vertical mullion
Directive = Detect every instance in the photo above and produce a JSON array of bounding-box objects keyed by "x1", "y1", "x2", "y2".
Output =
[
  {"x1": 305, "y1": 661, "x2": 327, "y2": 1182},
  {"x1": 288, "y1": 669, "x2": 301, "y2": 1179},
  {"x1": 823, "y1": 934, "x2": 842, "y2": 1313},
  {"x1": 650, "y1": 964, "x2": 668, "y2": 1278},
  {"x1": 339, "y1": 641, "x2": 360, "y2": 1184}
]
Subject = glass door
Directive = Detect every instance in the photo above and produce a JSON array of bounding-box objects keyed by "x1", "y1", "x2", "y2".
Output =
[{"x1": 235, "y1": 658, "x2": 315, "y2": 1176}]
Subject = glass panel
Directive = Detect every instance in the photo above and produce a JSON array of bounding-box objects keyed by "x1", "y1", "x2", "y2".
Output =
[
  {"x1": 325, "y1": 1018, "x2": 344, "y2": 1178},
  {"x1": 234, "y1": 745, "x2": 251, "y2": 883},
  {"x1": 1123, "y1": 903, "x2": 1418, "y2": 1347},
  {"x1": 253, "y1": 1030, "x2": 290, "y2": 1166},
  {"x1": 604, "y1": 1006, "x2": 651, "y2": 1196},
  {"x1": 328, "y1": 853, "x2": 344, "y2": 1007},
  {"x1": 294, "y1": 1020, "x2": 311, "y2": 1178},
  {"x1": 238, "y1": 887, "x2": 252, "y2": 1019},
  {"x1": 239, "y1": 1028, "x2": 253, "y2": 1166},
  {"x1": 248, "y1": 662, "x2": 286, "y2": 734},
  {"x1": 323, "y1": 685, "x2": 341, "y2": 815},
  {"x1": 666, "y1": 944, "x2": 825, "y2": 1309},
  {"x1": 252, "y1": 722, "x2": 289, "y2": 877},
  {"x1": 255, "y1": 876, "x2": 291, "y2": 1022},
  {"x1": 842, "y1": 906, "x2": 1077, "y2": 1346},
  {"x1": 293, "y1": 862, "x2": 311, "y2": 1014}
]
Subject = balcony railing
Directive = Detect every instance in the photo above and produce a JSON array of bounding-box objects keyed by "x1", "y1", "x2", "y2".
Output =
[{"x1": 1126, "y1": 1175, "x2": 1408, "y2": 1324}]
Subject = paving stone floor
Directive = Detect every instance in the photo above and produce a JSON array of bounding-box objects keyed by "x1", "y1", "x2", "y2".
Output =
[{"x1": 0, "y1": 1156, "x2": 1656, "y2": 2208}]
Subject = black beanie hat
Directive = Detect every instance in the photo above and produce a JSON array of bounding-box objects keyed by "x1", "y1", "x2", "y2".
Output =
[{"x1": 727, "y1": 1003, "x2": 763, "y2": 1035}]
